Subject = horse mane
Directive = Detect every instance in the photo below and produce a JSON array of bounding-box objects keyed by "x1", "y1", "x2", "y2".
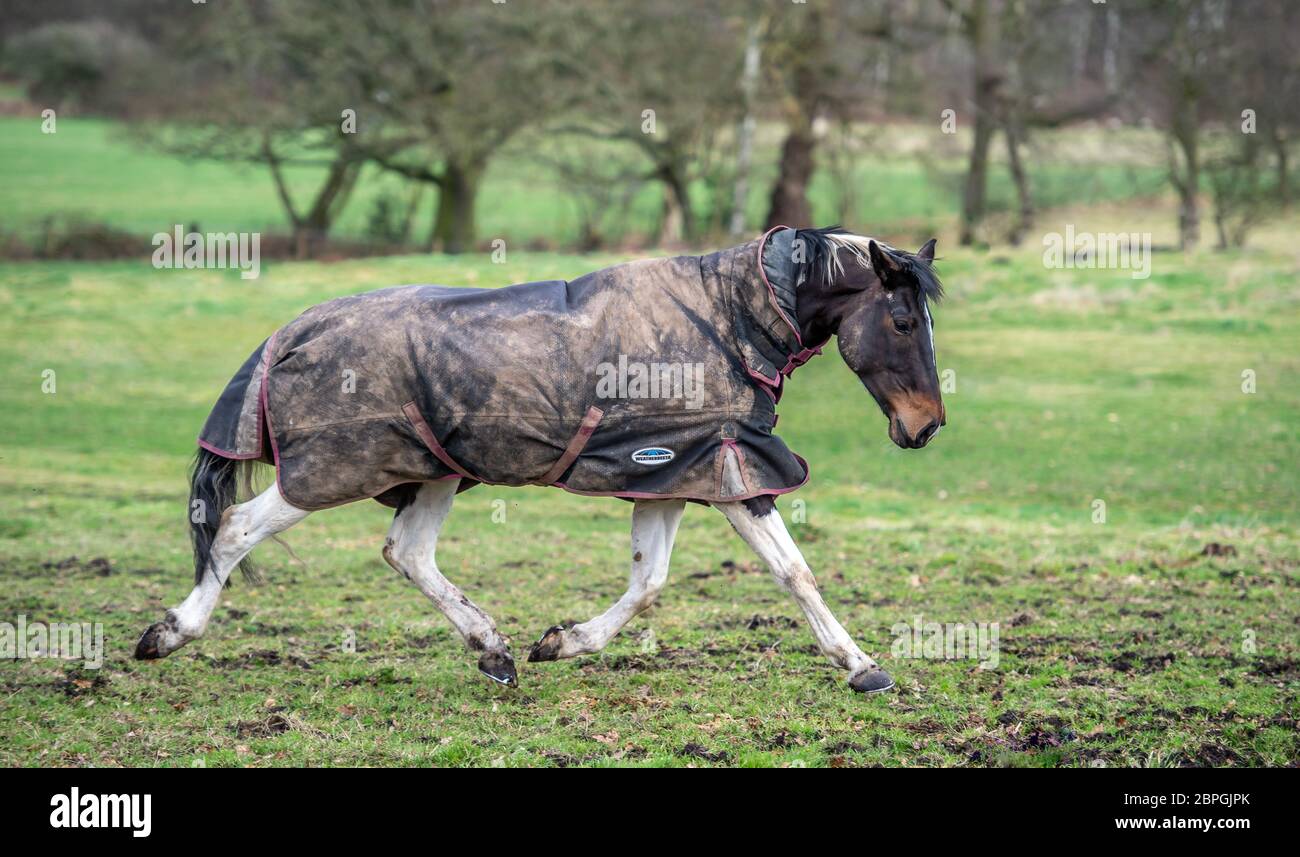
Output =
[{"x1": 792, "y1": 226, "x2": 944, "y2": 305}]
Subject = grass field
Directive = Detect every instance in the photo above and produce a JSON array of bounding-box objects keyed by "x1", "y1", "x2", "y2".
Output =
[
  {"x1": 1, "y1": 113, "x2": 1297, "y2": 768},
  {"x1": 0, "y1": 116, "x2": 1170, "y2": 247},
  {"x1": 1, "y1": 221, "x2": 1297, "y2": 766}
]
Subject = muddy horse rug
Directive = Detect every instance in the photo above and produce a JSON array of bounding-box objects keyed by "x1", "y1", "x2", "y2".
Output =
[{"x1": 199, "y1": 228, "x2": 825, "y2": 510}]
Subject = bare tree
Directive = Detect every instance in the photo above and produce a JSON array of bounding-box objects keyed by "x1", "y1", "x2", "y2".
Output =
[
  {"x1": 757, "y1": 2, "x2": 895, "y2": 231},
  {"x1": 555, "y1": 0, "x2": 741, "y2": 246},
  {"x1": 283, "y1": 0, "x2": 583, "y2": 253},
  {"x1": 937, "y1": 0, "x2": 1114, "y2": 245},
  {"x1": 136, "y1": 1, "x2": 367, "y2": 257},
  {"x1": 1198, "y1": 0, "x2": 1300, "y2": 245},
  {"x1": 1216, "y1": 0, "x2": 1300, "y2": 209},
  {"x1": 729, "y1": 16, "x2": 765, "y2": 237},
  {"x1": 1122, "y1": 0, "x2": 1236, "y2": 251}
]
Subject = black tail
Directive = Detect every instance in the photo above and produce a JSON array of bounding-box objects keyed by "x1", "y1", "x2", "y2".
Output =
[{"x1": 189, "y1": 448, "x2": 260, "y2": 585}]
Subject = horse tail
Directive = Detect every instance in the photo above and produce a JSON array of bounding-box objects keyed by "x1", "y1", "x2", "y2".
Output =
[{"x1": 189, "y1": 447, "x2": 260, "y2": 585}]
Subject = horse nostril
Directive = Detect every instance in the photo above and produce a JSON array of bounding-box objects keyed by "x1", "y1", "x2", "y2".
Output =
[{"x1": 914, "y1": 420, "x2": 939, "y2": 447}]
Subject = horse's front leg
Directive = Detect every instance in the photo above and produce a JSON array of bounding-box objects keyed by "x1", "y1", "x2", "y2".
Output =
[
  {"x1": 383, "y1": 480, "x2": 518, "y2": 686},
  {"x1": 529, "y1": 498, "x2": 686, "y2": 662},
  {"x1": 715, "y1": 496, "x2": 894, "y2": 694}
]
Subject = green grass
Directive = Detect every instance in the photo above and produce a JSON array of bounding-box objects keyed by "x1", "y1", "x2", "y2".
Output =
[
  {"x1": 1, "y1": 233, "x2": 1297, "y2": 767},
  {"x1": 0, "y1": 116, "x2": 1168, "y2": 247}
]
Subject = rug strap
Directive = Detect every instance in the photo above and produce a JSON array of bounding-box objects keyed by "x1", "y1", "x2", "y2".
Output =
[
  {"x1": 402, "y1": 401, "x2": 480, "y2": 482},
  {"x1": 536, "y1": 405, "x2": 605, "y2": 485}
]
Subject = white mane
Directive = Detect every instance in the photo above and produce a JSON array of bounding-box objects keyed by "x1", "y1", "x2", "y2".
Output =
[{"x1": 812, "y1": 232, "x2": 901, "y2": 284}]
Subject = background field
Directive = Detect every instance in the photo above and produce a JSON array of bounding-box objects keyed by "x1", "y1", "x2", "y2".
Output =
[
  {"x1": 0, "y1": 115, "x2": 1171, "y2": 249},
  {"x1": 0, "y1": 102, "x2": 1294, "y2": 769},
  {"x1": 1, "y1": 116, "x2": 1297, "y2": 765}
]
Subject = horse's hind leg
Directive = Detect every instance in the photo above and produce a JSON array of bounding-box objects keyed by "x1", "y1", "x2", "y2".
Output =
[
  {"x1": 716, "y1": 496, "x2": 895, "y2": 694},
  {"x1": 382, "y1": 480, "x2": 518, "y2": 687},
  {"x1": 529, "y1": 498, "x2": 686, "y2": 662},
  {"x1": 135, "y1": 485, "x2": 310, "y2": 659}
]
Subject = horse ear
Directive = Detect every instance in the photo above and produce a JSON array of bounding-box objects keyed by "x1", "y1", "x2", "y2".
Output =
[
  {"x1": 867, "y1": 240, "x2": 902, "y2": 286},
  {"x1": 917, "y1": 238, "x2": 937, "y2": 263}
]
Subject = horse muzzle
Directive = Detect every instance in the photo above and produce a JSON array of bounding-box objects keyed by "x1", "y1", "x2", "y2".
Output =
[{"x1": 889, "y1": 413, "x2": 943, "y2": 449}]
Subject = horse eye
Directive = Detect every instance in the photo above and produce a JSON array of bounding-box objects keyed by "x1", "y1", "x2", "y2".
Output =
[{"x1": 893, "y1": 318, "x2": 912, "y2": 335}]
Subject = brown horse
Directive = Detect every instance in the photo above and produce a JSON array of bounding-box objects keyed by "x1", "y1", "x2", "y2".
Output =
[{"x1": 136, "y1": 227, "x2": 944, "y2": 696}]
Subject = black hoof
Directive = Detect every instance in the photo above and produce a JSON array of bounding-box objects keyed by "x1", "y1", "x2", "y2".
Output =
[
  {"x1": 134, "y1": 622, "x2": 169, "y2": 660},
  {"x1": 527, "y1": 625, "x2": 566, "y2": 663},
  {"x1": 849, "y1": 668, "x2": 895, "y2": 695},
  {"x1": 477, "y1": 651, "x2": 518, "y2": 687}
]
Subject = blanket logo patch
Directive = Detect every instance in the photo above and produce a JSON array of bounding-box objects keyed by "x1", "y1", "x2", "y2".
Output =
[{"x1": 632, "y1": 447, "x2": 675, "y2": 466}]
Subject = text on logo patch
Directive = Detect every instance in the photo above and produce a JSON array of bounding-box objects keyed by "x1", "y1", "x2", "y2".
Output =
[{"x1": 631, "y1": 447, "x2": 674, "y2": 465}]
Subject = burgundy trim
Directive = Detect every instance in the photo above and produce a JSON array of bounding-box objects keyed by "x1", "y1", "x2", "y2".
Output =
[
  {"x1": 744, "y1": 361, "x2": 780, "y2": 387},
  {"x1": 260, "y1": 331, "x2": 286, "y2": 499},
  {"x1": 195, "y1": 333, "x2": 276, "y2": 460},
  {"x1": 739, "y1": 338, "x2": 832, "y2": 408},
  {"x1": 720, "y1": 437, "x2": 752, "y2": 495},
  {"x1": 197, "y1": 438, "x2": 262, "y2": 460},
  {"x1": 748, "y1": 228, "x2": 830, "y2": 407},
  {"x1": 554, "y1": 452, "x2": 810, "y2": 502},
  {"x1": 756, "y1": 224, "x2": 802, "y2": 347},
  {"x1": 402, "y1": 401, "x2": 480, "y2": 481},
  {"x1": 536, "y1": 405, "x2": 604, "y2": 485},
  {"x1": 779, "y1": 338, "x2": 830, "y2": 378},
  {"x1": 743, "y1": 362, "x2": 779, "y2": 403}
]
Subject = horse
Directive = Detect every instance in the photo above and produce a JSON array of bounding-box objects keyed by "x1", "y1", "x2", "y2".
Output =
[{"x1": 135, "y1": 226, "x2": 945, "y2": 696}]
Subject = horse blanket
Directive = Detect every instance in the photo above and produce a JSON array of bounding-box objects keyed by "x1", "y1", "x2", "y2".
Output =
[{"x1": 198, "y1": 229, "x2": 824, "y2": 511}]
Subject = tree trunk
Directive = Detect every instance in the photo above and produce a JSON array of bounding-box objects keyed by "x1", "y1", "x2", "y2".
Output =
[
  {"x1": 1212, "y1": 195, "x2": 1229, "y2": 250},
  {"x1": 295, "y1": 156, "x2": 362, "y2": 256},
  {"x1": 960, "y1": 114, "x2": 995, "y2": 246},
  {"x1": 399, "y1": 183, "x2": 425, "y2": 245},
  {"x1": 763, "y1": 3, "x2": 826, "y2": 231},
  {"x1": 430, "y1": 161, "x2": 481, "y2": 254},
  {"x1": 303, "y1": 159, "x2": 355, "y2": 231},
  {"x1": 729, "y1": 19, "x2": 763, "y2": 237},
  {"x1": 1103, "y1": 7, "x2": 1120, "y2": 98},
  {"x1": 959, "y1": 0, "x2": 998, "y2": 247},
  {"x1": 1172, "y1": 101, "x2": 1200, "y2": 251},
  {"x1": 1272, "y1": 126, "x2": 1290, "y2": 208},
  {"x1": 261, "y1": 136, "x2": 310, "y2": 259},
  {"x1": 1176, "y1": 161, "x2": 1200, "y2": 251},
  {"x1": 656, "y1": 163, "x2": 694, "y2": 246},
  {"x1": 765, "y1": 125, "x2": 816, "y2": 229},
  {"x1": 999, "y1": 31, "x2": 1032, "y2": 247},
  {"x1": 1003, "y1": 116, "x2": 1033, "y2": 246}
]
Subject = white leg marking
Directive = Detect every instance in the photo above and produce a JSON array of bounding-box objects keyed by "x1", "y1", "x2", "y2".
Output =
[
  {"x1": 161, "y1": 485, "x2": 310, "y2": 654},
  {"x1": 716, "y1": 500, "x2": 875, "y2": 675},
  {"x1": 383, "y1": 480, "x2": 509, "y2": 658},
  {"x1": 541, "y1": 498, "x2": 686, "y2": 659}
]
